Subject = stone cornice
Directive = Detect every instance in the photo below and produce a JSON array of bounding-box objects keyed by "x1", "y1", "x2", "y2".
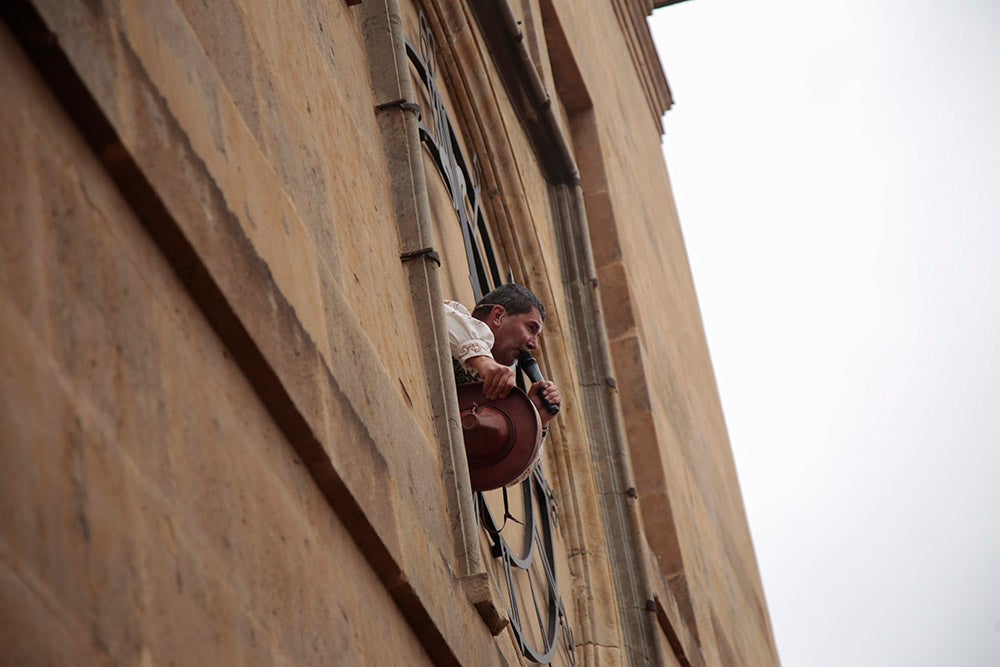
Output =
[{"x1": 612, "y1": 0, "x2": 675, "y2": 129}]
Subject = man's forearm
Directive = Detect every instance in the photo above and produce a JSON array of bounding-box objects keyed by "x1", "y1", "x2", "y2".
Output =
[{"x1": 466, "y1": 355, "x2": 515, "y2": 400}]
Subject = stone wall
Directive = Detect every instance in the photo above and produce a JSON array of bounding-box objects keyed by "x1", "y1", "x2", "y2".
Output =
[
  {"x1": 1, "y1": 0, "x2": 778, "y2": 664},
  {"x1": 0, "y1": 23, "x2": 435, "y2": 663}
]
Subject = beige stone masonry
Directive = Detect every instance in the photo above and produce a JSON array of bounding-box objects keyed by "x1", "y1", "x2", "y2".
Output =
[
  {"x1": 4, "y1": 2, "x2": 499, "y2": 664},
  {"x1": 0, "y1": 31, "x2": 432, "y2": 662},
  {"x1": 1, "y1": 0, "x2": 779, "y2": 664}
]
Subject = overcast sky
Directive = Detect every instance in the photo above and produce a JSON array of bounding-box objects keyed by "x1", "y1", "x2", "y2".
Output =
[{"x1": 648, "y1": 2, "x2": 1000, "y2": 665}]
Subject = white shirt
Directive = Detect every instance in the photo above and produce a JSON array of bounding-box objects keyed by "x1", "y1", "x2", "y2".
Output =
[{"x1": 444, "y1": 300, "x2": 494, "y2": 371}]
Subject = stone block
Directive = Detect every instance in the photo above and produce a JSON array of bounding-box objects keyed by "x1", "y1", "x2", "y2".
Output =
[
  {"x1": 609, "y1": 334, "x2": 653, "y2": 416},
  {"x1": 583, "y1": 189, "x2": 622, "y2": 267},
  {"x1": 596, "y1": 260, "x2": 637, "y2": 341}
]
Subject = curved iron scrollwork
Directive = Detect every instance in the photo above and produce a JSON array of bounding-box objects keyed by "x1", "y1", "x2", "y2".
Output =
[
  {"x1": 407, "y1": 13, "x2": 575, "y2": 665},
  {"x1": 478, "y1": 470, "x2": 576, "y2": 664}
]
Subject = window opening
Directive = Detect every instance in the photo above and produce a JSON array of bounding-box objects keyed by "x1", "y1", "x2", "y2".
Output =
[{"x1": 406, "y1": 13, "x2": 576, "y2": 664}]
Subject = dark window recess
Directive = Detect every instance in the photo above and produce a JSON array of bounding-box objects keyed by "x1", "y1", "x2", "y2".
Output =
[{"x1": 407, "y1": 14, "x2": 576, "y2": 665}]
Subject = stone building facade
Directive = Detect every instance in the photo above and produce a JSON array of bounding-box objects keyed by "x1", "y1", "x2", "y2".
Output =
[{"x1": 0, "y1": 0, "x2": 778, "y2": 664}]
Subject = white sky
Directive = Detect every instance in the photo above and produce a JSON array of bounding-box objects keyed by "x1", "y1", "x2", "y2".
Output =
[{"x1": 648, "y1": 2, "x2": 1000, "y2": 665}]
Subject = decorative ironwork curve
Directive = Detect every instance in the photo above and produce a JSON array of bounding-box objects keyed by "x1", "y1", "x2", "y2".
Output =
[{"x1": 406, "y1": 14, "x2": 576, "y2": 665}]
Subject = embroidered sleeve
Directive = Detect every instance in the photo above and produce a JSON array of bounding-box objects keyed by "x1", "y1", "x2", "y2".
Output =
[{"x1": 444, "y1": 300, "x2": 495, "y2": 370}]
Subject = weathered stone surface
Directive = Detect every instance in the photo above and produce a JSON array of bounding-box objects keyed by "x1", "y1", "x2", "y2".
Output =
[
  {"x1": 1, "y1": 0, "x2": 777, "y2": 663},
  {"x1": 536, "y1": 0, "x2": 779, "y2": 661},
  {"x1": 0, "y1": 28, "x2": 434, "y2": 663}
]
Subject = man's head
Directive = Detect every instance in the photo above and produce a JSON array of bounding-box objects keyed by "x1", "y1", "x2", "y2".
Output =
[{"x1": 472, "y1": 284, "x2": 546, "y2": 366}]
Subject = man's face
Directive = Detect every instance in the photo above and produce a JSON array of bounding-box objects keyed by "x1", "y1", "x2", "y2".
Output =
[{"x1": 488, "y1": 306, "x2": 543, "y2": 366}]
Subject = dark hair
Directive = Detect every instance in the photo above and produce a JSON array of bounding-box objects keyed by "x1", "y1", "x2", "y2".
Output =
[{"x1": 473, "y1": 283, "x2": 546, "y2": 321}]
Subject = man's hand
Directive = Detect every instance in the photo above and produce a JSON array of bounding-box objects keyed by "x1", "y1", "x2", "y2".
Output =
[
  {"x1": 466, "y1": 355, "x2": 516, "y2": 400},
  {"x1": 528, "y1": 380, "x2": 562, "y2": 428}
]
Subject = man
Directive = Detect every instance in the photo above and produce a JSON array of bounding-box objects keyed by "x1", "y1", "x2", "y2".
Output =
[{"x1": 445, "y1": 284, "x2": 562, "y2": 428}]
